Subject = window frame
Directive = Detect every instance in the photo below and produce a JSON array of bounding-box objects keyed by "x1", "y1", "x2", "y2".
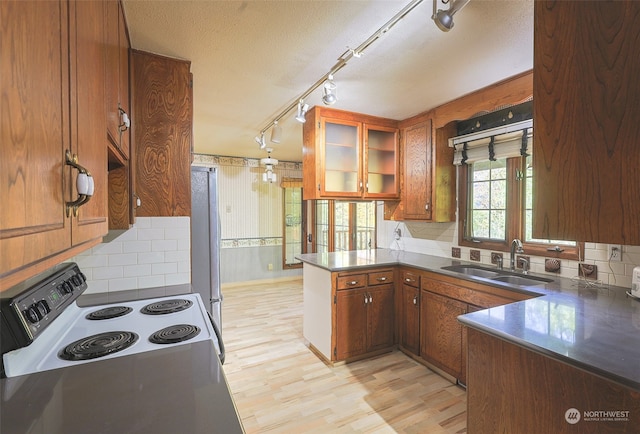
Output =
[
  {"x1": 311, "y1": 200, "x2": 377, "y2": 253},
  {"x1": 458, "y1": 156, "x2": 583, "y2": 260}
]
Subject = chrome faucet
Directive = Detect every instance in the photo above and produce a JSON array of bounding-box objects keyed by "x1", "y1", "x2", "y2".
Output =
[
  {"x1": 518, "y1": 257, "x2": 529, "y2": 275},
  {"x1": 510, "y1": 239, "x2": 524, "y2": 271}
]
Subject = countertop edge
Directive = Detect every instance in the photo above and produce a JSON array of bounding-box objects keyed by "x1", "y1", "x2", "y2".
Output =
[{"x1": 459, "y1": 316, "x2": 640, "y2": 392}]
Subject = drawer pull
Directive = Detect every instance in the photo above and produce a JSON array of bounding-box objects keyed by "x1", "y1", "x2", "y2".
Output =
[
  {"x1": 348, "y1": 280, "x2": 358, "y2": 286},
  {"x1": 377, "y1": 277, "x2": 387, "y2": 282},
  {"x1": 405, "y1": 278, "x2": 414, "y2": 283}
]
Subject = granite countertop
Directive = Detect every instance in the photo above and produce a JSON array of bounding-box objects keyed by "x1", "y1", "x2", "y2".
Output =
[
  {"x1": 297, "y1": 249, "x2": 640, "y2": 391},
  {"x1": 1, "y1": 284, "x2": 244, "y2": 434}
]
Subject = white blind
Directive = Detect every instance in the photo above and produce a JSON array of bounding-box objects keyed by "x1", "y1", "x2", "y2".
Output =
[{"x1": 450, "y1": 119, "x2": 533, "y2": 165}]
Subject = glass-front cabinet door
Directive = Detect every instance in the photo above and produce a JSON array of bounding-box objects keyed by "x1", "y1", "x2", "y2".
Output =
[
  {"x1": 364, "y1": 125, "x2": 398, "y2": 198},
  {"x1": 321, "y1": 118, "x2": 362, "y2": 197}
]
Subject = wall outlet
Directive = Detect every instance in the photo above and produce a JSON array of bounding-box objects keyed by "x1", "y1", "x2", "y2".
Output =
[
  {"x1": 267, "y1": 263, "x2": 273, "y2": 271},
  {"x1": 608, "y1": 245, "x2": 622, "y2": 262}
]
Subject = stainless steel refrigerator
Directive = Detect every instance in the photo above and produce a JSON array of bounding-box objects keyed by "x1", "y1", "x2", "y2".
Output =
[{"x1": 191, "y1": 166, "x2": 225, "y2": 363}]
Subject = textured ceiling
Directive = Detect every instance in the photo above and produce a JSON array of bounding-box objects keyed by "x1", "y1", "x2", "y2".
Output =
[{"x1": 122, "y1": 0, "x2": 534, "y2": 162}]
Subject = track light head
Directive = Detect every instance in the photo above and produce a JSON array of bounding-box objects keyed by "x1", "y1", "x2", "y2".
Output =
[
  {"x1": 295, "y1": 100, "x2": 309, "y2": 123},
  {"x1": 322, "y1": 75, "x2": 337, "y2": 105},
  {"x1": 271, "y1": 121, "x2": 282, "y2": 143},
  {"x1": 254, "y1": 132, "x2": 266, "y2": 149},
  {"x1": 432, "y1": 0, "x2": 470, "y2": 32},
  {"x1": 433, "y1": 9, "x2": 454, "y2": 31}
]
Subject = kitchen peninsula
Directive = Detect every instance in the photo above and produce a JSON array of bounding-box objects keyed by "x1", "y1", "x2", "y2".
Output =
[{"x1": 298, "y1": 249, "x2": 640, "y2": 433}]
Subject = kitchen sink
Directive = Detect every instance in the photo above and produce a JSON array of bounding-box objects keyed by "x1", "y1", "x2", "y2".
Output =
[
  {"x1": 441, "y1": 265, "x2": 503, "y2": 278},
  {"x1": 490, "y1": 274, "x2": 553, "y2": 286},
  {"x1": 441, "y1": 264, "x2": 553, "y2": 287}
]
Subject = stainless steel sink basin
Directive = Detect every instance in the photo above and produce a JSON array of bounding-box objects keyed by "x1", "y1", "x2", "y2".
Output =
[
  {"x1": 441, "y1": 265, "x2": 502, "y2": 278},
  {"x1": 441, "y1": 264, "x2": 553, "y2": 287},
  {"x1": 490, "y1": 274, "x2": 552, "y2": 286}
]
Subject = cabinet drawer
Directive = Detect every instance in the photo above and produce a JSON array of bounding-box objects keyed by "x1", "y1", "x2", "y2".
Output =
[
  {"x1": 368, "y1": 270, "x2": 394, "y2": 286},
  {"x1": 337, "y1": 274, "x2": 366, "y2": 290},
  {"x1": 401, "y1": 270, "x2": 420, "y2": 287}
]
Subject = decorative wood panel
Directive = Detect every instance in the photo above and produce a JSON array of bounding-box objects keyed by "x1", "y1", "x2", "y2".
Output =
[
  {"x1": 132, "y1": 50, "x2": 192, "y2": 217},
  {"x1": 533, "y1": 1, "x2": 640, "y2": 244}
]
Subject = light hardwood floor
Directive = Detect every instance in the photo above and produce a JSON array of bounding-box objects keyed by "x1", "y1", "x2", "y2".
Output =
[{"x1": 222, "y1": 279, "x2": 467, "y2": 433}]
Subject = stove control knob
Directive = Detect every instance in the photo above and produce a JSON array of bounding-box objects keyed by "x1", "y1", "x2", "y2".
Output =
[
  {"x1": 71, "y1": 275, "x2": 81, "y2": 286},
  {"x1": 36, "y1": 300, "x2": 50, "y2": 317},
  {"x1": 24, "y1": 305, "x2": 41, "y2": 324},
  {"x1": 78, "y1": 272, "x2": 87, "y2": 283},
  {"x1": 62, "y1": 281, "x2": 73, "y2": 294}
]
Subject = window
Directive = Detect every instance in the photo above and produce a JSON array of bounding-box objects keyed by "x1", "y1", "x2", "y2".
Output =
[
  {"x1": 457, "y1": 126, "x2": 581, "y2": 260},
  {"x1": 312, "y1": 200, "x2": 376, "y2": 254}
]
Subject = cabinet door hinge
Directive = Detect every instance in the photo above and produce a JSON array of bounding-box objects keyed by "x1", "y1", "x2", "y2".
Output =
[
  {"x1": 334, "y1": 295, "x2": 337, "y2": 304},
  {"x1": 334, "y1": 347, "x2": 337, "y2": 357}
]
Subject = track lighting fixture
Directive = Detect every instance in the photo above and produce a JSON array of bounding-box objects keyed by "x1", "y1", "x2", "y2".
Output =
[
  {"x1": 295, "y1": 100, "x2": 309, "y2": 123},
  {"x1": 254, "y1": 0, "x2": 427, "y2": 149},
  {"x1": 432, "y1": 0, "x2": 470, "y2": 32},
  {"x1": 254, "y1": 132, "x2": 266, "y2": 149},
  {"x1": 271, "y1": 121, "x2": 282, "y2": 143},
  {"x1": 322, "y1": 75, "x2": 337, "y2": 105}
]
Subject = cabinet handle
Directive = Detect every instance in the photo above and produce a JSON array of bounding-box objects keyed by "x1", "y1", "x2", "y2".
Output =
[
  {"x1": 348, "y1": 280, "x2": 358, "y2": 286},
  {"x1": 65, "y1": 150, "x2": 94, "y2": 217},
  {"x1": 118, "y1": 106, "x2": 130, "y2": 132},
  {"x1": 368, "y1": 295, "x2": 373, "y2": 303},
  {"x1": 413, "y1": 295, "x2": 418, "y2": 305},
  {"x1": 405, "y1": 278, "x2": 414, "y2": 283},
  {"x1": 425, "y1": 203, "x2": 430, "y2": 210},
  {"x1": 364, "y1": 294, "x2": 368, "y2": 304},
  {"x1": 377, "y1": 277, "x2": 387, "y2": 282}
]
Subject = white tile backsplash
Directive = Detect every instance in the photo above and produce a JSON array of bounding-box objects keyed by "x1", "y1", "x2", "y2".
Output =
[
  {"x1": 72, "y1": 217, "x2": 191, "y2": 294},
  {"x1": 378, "y1": 210, "x2": 640, "y2": 290}
]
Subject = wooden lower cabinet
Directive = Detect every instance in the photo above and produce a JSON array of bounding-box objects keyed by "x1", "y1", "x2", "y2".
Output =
[
  {"x1": 467, "y1": 328, "x2": 640, "y2": 433},
  {"x1": 398, "y1": 264, "x2": 422, "y2": 357},
  {"x1": 400, "y1": 284, "x2": 421, "y2": 355},
  {"x1": 417, "y1": 271, "x2": 534, "y2": 385},
  {"x1": 334, "y1": 270, "x2": 394, "y2": 361},
  {"x1": 420, "y1": 290, "x2": 467, "y2": 380}
]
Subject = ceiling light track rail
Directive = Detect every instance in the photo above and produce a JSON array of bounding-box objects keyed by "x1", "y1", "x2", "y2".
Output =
[{"x1": 256, "y1": 0, "x2": 426, "y2": 147}]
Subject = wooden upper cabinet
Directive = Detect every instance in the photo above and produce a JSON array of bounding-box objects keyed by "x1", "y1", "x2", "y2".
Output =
[
  {"x1": 69, "y1": 0, "x2": 108, "y2": 245},
  {"x1": 303, "y1": 106, "x2": 399, "y2": 200},
  {"x1": 533, "y1": 1, "x2": 640, "y2": 244},
  {"x1": 0, "y1": 0, "x2": 72, "y2": 278},
  {"x1": 385, "y1": 117, "x2": 456, "y2": 222},
  {"x1": 1, "y1": 0, "x2": 107, "y2": 288},
  {"x1": 105, "y1": 0, "x2": 130, "y2": 162},
  {"x1": 132, "y1": 50, "x2": 192, "y2": 217}
]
